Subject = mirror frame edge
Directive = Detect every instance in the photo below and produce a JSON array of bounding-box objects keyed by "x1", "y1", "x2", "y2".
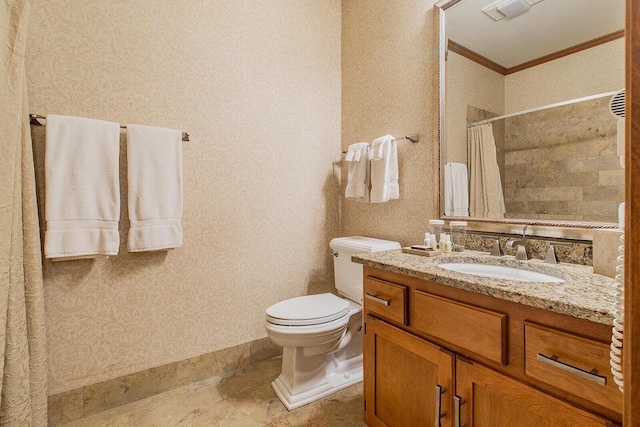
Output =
[{"x1": 435, "y1": 0, "x2": 620, "y2": 240}]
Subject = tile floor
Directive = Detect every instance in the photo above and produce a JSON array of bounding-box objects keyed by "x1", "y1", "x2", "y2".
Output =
[{"x1": 59, "y1": 357, "x2": 367, "y2": 426}]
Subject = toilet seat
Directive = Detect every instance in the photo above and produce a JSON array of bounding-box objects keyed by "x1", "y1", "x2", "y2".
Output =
[{"x1": 266, "y1": 293, "x2": 351, "y2": 326}]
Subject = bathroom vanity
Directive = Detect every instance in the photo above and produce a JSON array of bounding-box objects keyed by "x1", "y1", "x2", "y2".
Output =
[{"x1": 354, "y1": 250, "x2": 622, "y2": 426}]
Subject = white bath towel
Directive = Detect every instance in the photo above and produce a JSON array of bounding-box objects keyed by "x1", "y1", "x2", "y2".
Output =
[
  {"x1": 127, "y1": 124, "x2": 183, "y2": 252},
  {"x1": 369, "y1": 135, "x2": 399, "y2": 203},
  {"x1": 44, "y1": 114, "x2": 121, "y2": 259},
  {"x1": 444, "y1": 162, "x2": 469, "y2": 217},
  {"x1": 345, "y1": 142, "x2": 370, "y2": 202}
]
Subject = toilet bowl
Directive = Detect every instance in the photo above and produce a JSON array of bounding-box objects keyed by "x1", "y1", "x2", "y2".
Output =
[{"x1": 265, "y1": 236, "x2": 400, "y2": 410}]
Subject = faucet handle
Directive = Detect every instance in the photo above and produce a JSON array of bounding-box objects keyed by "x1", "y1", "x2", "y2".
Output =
[
  {"x1": 491, "y1": 239, "x2": 504, "y2": 256},
  {"x1": 543, "y1": 242, "x2": 572, "y2": 264},
  {"x1": 480, "y1": 235, "x2": 504, "y2": 256},
  {"x1": 514, "y1": 244, "x2": 530, "y2": 261},
  {"x1": 506, "y1": 238, "x2": 530, "y2": 260}
]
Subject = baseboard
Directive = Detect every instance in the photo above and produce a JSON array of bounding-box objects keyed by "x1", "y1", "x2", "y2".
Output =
[{"x1": 47, "y1": 337, "x2": 282, "y2": 426}]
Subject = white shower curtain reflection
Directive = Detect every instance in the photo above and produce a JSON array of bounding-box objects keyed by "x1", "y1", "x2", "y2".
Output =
[{"x1": 467, "y1": 123, "x2": 506, "y2": 218}]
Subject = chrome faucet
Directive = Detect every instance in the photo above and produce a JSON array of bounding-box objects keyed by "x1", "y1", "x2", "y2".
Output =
[
  {"x1": 543, "y1": 241, "x2": 572, "y2": 264},
  {"x1": 480, "y1": 235, "x2": 504, "y2": 256},
  {"x1": 506, "y1": 225, "x2": 530, "y2": 261}
]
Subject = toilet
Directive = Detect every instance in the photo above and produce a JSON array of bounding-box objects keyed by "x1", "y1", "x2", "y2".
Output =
[{"x1": 265, "y1": 236, "x2": 401, "y2": 410}]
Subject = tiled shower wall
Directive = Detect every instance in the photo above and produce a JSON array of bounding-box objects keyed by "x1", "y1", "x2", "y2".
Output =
[{"x1": 503, "y1": 97, "x2": 624, "y2": 222}]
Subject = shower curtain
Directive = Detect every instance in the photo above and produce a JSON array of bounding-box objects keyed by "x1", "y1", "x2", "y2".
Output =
[
  {"x1": 1, "y1": 1, "x2": 48, "y2": 425},
  {"x1": 467, "y1": 123, "x2": 506, "y2": 218}
]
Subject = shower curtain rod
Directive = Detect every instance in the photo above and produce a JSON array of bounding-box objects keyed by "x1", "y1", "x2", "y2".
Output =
[
  {"x1": 467, "y1": 90, "x2": 620, "y2": 128},
  {"x1": 29, "y1": 114, "x2": 190, "y2": 142},
  {"x1": 341, "y1": 134, "x2": 420, "y2": 154}
]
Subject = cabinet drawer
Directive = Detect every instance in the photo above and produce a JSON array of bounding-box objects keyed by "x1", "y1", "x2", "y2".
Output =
[
  {"x1": 524, "y1": 322, "x2": 622, "y2": 414},
  {"x1": 363, "y1": 277, "x2": 408, "y2": 325},
  {"x1": 414, "y1": 291, "x2": 507, "y2": 364}
]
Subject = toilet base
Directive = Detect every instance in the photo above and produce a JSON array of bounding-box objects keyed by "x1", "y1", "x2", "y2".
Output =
[{"x1": 271, "y1": 353, "x2": 363, "y2": 410}]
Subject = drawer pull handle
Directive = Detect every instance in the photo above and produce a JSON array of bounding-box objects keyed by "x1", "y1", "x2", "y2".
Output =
[
  {"x1": 454, "y1": 395, "x2": 465, "y2": 427},
  {"x1": 434, "y1": 385, "x2": 446, "y2": 427},
  {"x1": 536, "y1": 353, "x2": 606, "y2": 386},
  {"x1": 365, "y1": 293, "x2": 391, "y2": 306}
]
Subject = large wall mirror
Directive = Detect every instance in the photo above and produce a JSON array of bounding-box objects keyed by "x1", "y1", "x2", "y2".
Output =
[{"x1": 437, "y1": 0, "x2": 625, "y2": 237}]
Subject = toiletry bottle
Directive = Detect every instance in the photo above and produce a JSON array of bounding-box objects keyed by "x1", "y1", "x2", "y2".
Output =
[
  {"x1": 439, "y1": 233, "x2": 446, "y2": 252},
  {"x1": 424, "y1": 232, "x2": 432, "y2": 248},
  {"x1": 445, "y1": 235, "x2": 452, "y2": 252}
]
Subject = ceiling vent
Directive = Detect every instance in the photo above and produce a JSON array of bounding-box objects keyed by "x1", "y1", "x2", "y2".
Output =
[{"x1": 482, "y1": 0, "x2": 543, "y2": 21}]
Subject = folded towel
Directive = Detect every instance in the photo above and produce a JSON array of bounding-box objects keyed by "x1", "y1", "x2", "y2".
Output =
[
  {"x1": 444, "y1": 162, "x2": 469, "y2": 216},
  {"x1": 127, "y1": 124, "x2": 183, "y2": 252},
  {"x1": 388, "y1": 139, "x2": 399, "y2": 199},
  {"x1": 345, "y1": 142, "x2": 370, "y2": 202},
  {"x1": 44, "y1": 114, "x2": 121, "y2": 259},
  {"x1": 370, "y1": 135, "x2": 398, "y2": 203},
  {"x1": 368, "y1": 135, "x2": 389, "y2": 161},
  {"x1": 444, "y1": 164, "x2": 453, "y2": 215}
]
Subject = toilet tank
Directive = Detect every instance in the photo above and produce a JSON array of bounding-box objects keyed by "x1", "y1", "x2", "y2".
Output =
[{"x1": 329, "y1": 236, "x2": 401, "y2": 304}]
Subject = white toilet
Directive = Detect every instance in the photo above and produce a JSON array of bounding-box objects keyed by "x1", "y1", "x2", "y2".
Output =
[{"x1": 265, "y1": 236, "x2": 401, "y2": 410}]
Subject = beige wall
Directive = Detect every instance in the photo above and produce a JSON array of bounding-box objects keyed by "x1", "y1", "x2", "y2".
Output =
[
  {"x1": 505, "y1": 38, "x2": 625, "y2": 113},
  {"x1": 27, "y1": 0, "x2": 342, "y2": 394},
  {"x1": 341, "y1": 0, "x2": 440, "y2": 246},
  {"x1": 445, "y1": 51, "x2": 505, "y2": 164}
]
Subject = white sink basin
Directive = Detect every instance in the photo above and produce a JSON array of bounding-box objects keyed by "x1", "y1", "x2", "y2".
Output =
[{"x1": 438, "y1": 263, "x2": 565, "y2": 283}]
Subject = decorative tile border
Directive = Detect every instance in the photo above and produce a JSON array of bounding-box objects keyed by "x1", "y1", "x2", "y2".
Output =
[{"x1": 47, "y1": 337, "x2": 282, "y2": 426}]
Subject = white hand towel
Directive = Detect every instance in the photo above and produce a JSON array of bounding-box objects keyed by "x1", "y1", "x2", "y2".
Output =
[
  {"x1": 345, "y1": 142, "x2": 370, "y2": 202},
  {"x1": 44, "y1": 114, "x2": 121, "y2": 259},
  {"x1": 444, "y1": 163, "x2": 454, "y2": 216},
  {"x1": 444, "y1": 162, "x2": 469, "y2": 216},
  {"x1": 127, "y1": 124, "x2": 183, "y2": 252},
  {"x1": 368, "y1": 135, "x2": 389, "y2": 161},
  {"x1": 370, "y1": 135, "x2": 398, "y2": 203},
  {"x1": 388, "y1": 139, "x2": 399, "y2": 200}
]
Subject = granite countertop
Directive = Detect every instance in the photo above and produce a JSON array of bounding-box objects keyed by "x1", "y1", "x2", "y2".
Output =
[{"x1": 352, "y1": 249, "x2": 617, "y2": 325}]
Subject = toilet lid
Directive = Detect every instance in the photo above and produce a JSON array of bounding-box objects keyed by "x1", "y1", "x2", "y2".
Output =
[{"x1": 266, "y1": 293, "x2": 351, "y2": 326}]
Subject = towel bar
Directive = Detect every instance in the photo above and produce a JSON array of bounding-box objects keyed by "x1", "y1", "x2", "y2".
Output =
[
  {"x1": 29, "y1": 114, "x2": 190, "y2": 142},
  {"x1": 341, "y1": 134, "x2": 419, "y2": 154}
]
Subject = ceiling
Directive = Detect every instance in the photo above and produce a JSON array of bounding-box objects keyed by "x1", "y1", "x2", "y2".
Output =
[{"x1": 445, "y1": 0, "x2": 625, "y2": 69}]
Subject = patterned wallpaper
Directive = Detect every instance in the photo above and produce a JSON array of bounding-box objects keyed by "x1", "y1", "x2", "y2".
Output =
[
  {"x1": 26, "y1": 0, "x2": 342, "y2": 394},
  {"x1": 341, "y1": 0, "x2": 441, "y2": 247}
]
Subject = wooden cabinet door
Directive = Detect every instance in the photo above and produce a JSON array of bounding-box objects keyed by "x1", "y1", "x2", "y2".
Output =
[
  {"x1": 364, "y1": 315, "x2": 454, "y2": 427},
  {"x1": 455, "y1": 358, "x2": 619, "y2": 427}
]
